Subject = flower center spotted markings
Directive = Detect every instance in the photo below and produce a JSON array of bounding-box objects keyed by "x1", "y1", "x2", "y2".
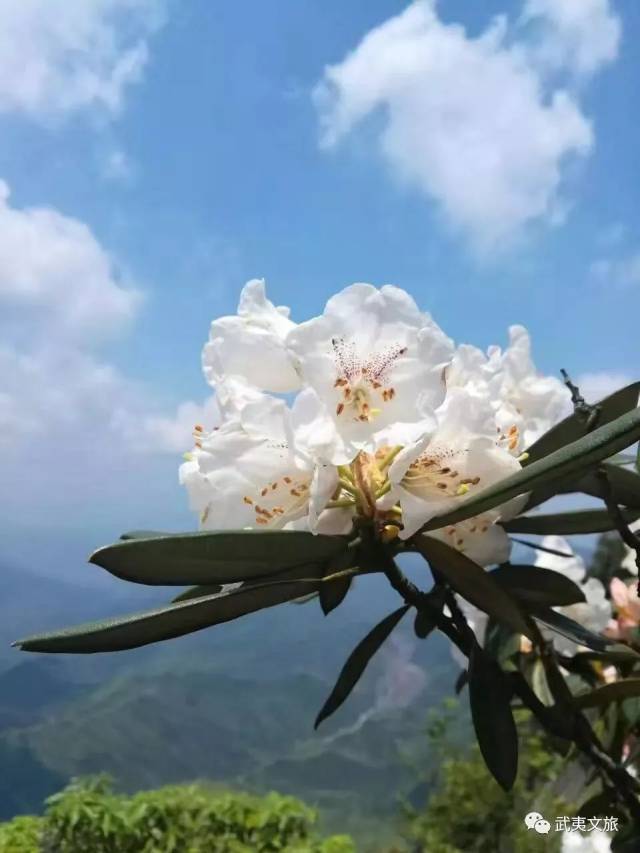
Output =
[
  {"x1": 331, "y1": 337, "x2": 407, "y2": 422},
  {"x1": 243, "y1": 466, "x2": 311, "y2": 528},
  {"x1": 402, "y1": 445, "x2": 481, "y2": 499}
]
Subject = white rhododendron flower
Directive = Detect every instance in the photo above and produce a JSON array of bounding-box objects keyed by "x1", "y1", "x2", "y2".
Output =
[
  {"x1": 494, "y1": 326, "x2": 571, "y2": 449},
  {"x1": 180, "y1": 391, "x2": 337, "y2": 532},
  {"x1": 183, "y1": 281, "x2": 574, "y2": 560},
  {"x1": 535, "y1": 536, "x2": 611, "y2": 655},
  {"x1": 386, "y1": 386, "x2": 523, "y2": 560},
  {"x1": 202, "y1": 279, "x2": 300, "y2": 393},
  {"x1": 533, "y1": 534, "x2": 587, "y2": 584},
  {"x1": 286, "y1": 284, "x2": 454, "y2": 463},
  {"x1": 444, "y1": 328, "x2": 570, "y2": 454}
]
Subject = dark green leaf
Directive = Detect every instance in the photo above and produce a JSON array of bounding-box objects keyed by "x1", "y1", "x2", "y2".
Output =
[
  {"x1": 483, "y1": 621, "x2": 521, "y2": 665},
  {"x1": 119, "y1": 530, "x2": 168, "y2": 540},
  {"x1": 455, "y1": 670, "x2": 468, "y2": 695},
  {"x1": 521, "y1": 477, "x2": 583, "y2": 513},
  {"x1": 414, "y1": 609, "x2": 437, "y2": 639},
  {"x1": 574, "y1": 679, "x2": 640, "y2": 709},
  {"x1": 489, "y1": 564, "x2": 586, "y2": 607},
  {"x1": 503, "y1": 507, "x2": 640, "y2": 535},
  {"x1": 320, "y1": 576, "x2": 352, "y2": 616},
  {"x1": 171, "y1": 584, "x2": 224, "y2": 603},
  {"x1": 415, "y1": 537, "x2": 534, "y2": 640},
  {"x1": 290, "y1": 591, "x2": 320, "y2": 605},
  {"x1": 15, "y1": 575, "x2": 321, "y2": 654},
  {"x1": 623, "y1": 697, "x2": 640, "y2": 726},
  {"x1": 91, "y1": 530, "x2": 351, "y2": 585},
  {"x1": 320, "y1": 550, "x2": 356, "y2": 615},
  {"x1": 509, "y1": 538, "x2": 574, "y2": 558},
  {"x1": 575, "y1": 463, "x2": 640, "y2": 508},
  {"x1": 572, "y1": 647, "x2": 640, "y2": 664},
  {"x1": 314, "y1": 606, "x2": 409, "y2": 729},
  {"x1": 525, "y1": 381, "x2": 640, "y2": 462},
  {"x1": 530, "y1": 607, "x2": 614, "y2": 653},
  {"x1": 420, "y1": 406, "x2": 640, "y2": 532},
  {"x1": 468, "y1": 642, "x2": 518, "y2": 791},
  {"x1": 578, "y1": 789, "x2": 614, "y2": 818},
  {"x1": 530, "y1": 659, "x2": 554, "y2": 708}
]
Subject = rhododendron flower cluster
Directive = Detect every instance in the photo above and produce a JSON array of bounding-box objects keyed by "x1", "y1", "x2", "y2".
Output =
[{"x1": 180, "y1": 280, "x2": 570, "y2": 566}]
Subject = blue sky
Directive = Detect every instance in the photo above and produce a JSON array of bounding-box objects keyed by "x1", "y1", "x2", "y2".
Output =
[{"x1": 0, "y1": 0, "x2": 638, "y2": 579}]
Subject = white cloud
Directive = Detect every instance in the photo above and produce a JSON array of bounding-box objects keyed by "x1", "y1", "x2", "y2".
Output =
[
  {"x1": 0, "y1": 181, "x2": 140, "y2": 342},
  {"x1": 589, "y1": 251, "x2": 640, "y2": 288},
  {"x1": 0, "y1": 0, "x2": 164, "y2": 121},
  {"x1": 314, "y1": 0, "x2": 620, "y2": 249},
  {"x1": 576, "y1": 371, "x2": 634, "y2": 403},
  {"x1": 0, "y1": 181, "x2": 217, "y2": 526},
  {"x1": 522, "y1": 0, "x2": 621, "y2": 77},
  {"x1": 128, "y1": 397, "x2": 221, "y2": 454}
]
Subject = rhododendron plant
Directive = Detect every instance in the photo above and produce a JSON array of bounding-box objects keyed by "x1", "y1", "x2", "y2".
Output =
[{"x1": 14, "y1": 279, "x2": 640, "y2": 836}]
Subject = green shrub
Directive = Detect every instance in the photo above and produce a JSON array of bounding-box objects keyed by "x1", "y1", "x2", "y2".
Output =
[
  {"x1": 405, "y1": 703, "x2": 573, "y2": 853},
  {"x1": 0, "y1": 814, "x2": 42, "y2": 853},
  {"x1": 0, "y1": 776, "x2": 355, "y2": 853}
]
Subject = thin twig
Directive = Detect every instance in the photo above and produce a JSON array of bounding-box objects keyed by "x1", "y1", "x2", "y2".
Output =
[{"x1": 561, "y1": 368, "x2": 602, "y2": 429}]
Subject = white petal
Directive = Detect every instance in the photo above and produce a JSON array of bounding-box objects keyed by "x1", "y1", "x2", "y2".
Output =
[
  {"x1": 390, "y1": 387, "x2": 522, "y2": 539},
  {"x1": 534, "y1": 535, "x2": 586, "y2": 584},
  {"x1": 290, "y1": 386, "x2": 352, "y2": 464},
  {"x1": 308, "y1": 463, "x2": 340, "y2": 530},
  {"x1": 315, "y1": 506, "x2": 356, "y2": 535},
  {"x1": 286, "y1": 283, "x2": 453, "y2": 461},
  {"x1": 202, "y1": 279, "x2": 300, "y2": 393}
]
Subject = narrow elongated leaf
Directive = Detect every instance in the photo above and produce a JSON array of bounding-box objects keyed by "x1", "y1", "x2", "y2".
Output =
[
  {"x1": 314, "y1": 606, "x2": 409, "y2": 729},
  {"x1": 483, "y1": 623, "x2": 521, "y2": 669},
  {"x1": 455, "y1": 670, "x2": 468, "y2": 695},
  {"x1": 91, "y1": 530, "x2": 351, "y2": 585},
  {"x1": 489, "y1": 564, "x2": 586, "y2": 607},
  {"x1": 15, "y1": 576, "x2": 321, "y2": 654},
  {"x1": 171, "y1": 584, "x2": 224, "y2": 603},
  {"x1": 530, "y1": 607, "x2": 614, "y2": 653},
  {"x1": 509, "y1": 538, "x2": 574, "y2": 558},
  {"x1": 320, "y1": 549, "x2": 356, "y2": 615},
  {"x1": 530, "y1": 659, "x2": 554, "y2": 707},
  {"x1": 120, "y1": 530, "x2": 168, "y2": 540},
  {"x1": 415, "y1": 537, "x2": 533, "y2": 639},
  {"x1": 525, "y1": 381, "x2": 640, "y2": 462},
  {"x1": 503, "y1": 507, "x2": 640, "y2": 536},
  {"x1": 468, "y1": 643, "x2": 518, "y2": 791},
  {"x1": 319, "y1": 575, "x2": 352, "y2": 615},
  {"x1": 414, "y1": 609, "x2": 437, "y2": 639},
  {"x1": 521, "y1": 477, "x2": 583, "y2": 513},
  {"x1": 574, "y1": 679, "x2": 640, "y2": 709},
  {"x1": 420, "y1": 406, "x2": 640, "y2": 532},
  {"x1": 290, "y1": 591, "x2": 320, "y2": 605},
  {"x1": 578, "y1": 790, "x2": 615, "y2": 819},
  {"x1": 576, "y1": 464, "x2": 640, "y2": 509},
  {"x1": 572, "y1": 647, "x2": 640, "y2": 664}
]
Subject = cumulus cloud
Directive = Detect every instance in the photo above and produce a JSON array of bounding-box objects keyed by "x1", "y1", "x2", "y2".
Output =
[
  {"x1": 0, "y1": 0, "x2": 164, "y2": 121},
  {"x1": 0, "y1": 182, "x2": 140, "y2": 342},
  {"x1": 522, "y1": 0, "x2": 621, "y2": 77},
  {"x1": 126, "y1": 396, "x2": 221, "y2": 454},
  {"x1": 0, "y1": 181, "x2": 216, "y2": 527},
  {"x1": 314, "y1": 0, "x2": 620, "y2": 249}
]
